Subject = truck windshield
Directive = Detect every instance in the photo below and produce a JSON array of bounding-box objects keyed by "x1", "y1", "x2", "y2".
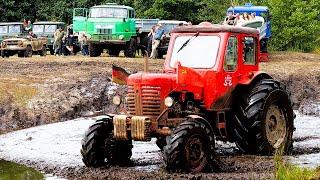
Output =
[
  {"x1": 33, "y1": 25, "x2": 44, "y2": 33},
  {"x1": 170, "y1": 35, "x2": 220, "y2": 69},
  {"x1": 45, "y1": 25, "x2": 57, "y2": 33},
  {"x1": 0, "y1": 26, "x2": 7, "y2": 34},
  {"x1": 8, "y1": 25, "x2": 21, "y2": 33},
  {"x1": 90, "y1": 8, "x2": 128, "y2": 18}
]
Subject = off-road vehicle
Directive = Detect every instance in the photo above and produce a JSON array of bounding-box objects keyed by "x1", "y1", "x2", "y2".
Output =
[
  {"x1": 1, "y1": 36, "x2": 47, "y2": 58},
  {"x1": 81, "y1": 22, "x2": 294, "y2": 172},
  {"x1": 33, "y1": 21, "x2": 65, "y2": 55}
]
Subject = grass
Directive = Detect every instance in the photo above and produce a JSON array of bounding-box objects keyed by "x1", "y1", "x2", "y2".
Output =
[{"x1": 274, "y1": 149, "x2": 319, "y2": 180}]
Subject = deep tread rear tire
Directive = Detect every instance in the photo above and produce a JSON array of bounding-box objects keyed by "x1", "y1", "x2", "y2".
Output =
[
  {"x1": 163, "y1": 118, "x2": 215, "y2": 173},
  {"x1": 124, "y1": 38, "x2": 136, "y2": 58},
  {"x1": 81, "y1": 116, "x2": 133, "y2": 167},
  {"x1": 40, "y1": 46, "x2": 47, "y2": 56},
  {"x1": 233, "y1": 79, "x2": 294, "y2": 155}
]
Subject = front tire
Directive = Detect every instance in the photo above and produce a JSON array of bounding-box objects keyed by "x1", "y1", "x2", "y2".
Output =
[
  {"x1": 124, "y1": 38, "x2": 137, "y2": 58},
  {"x1": 80, "y1": 116, "x2": 132, "y2": 167},
  {"x1": 163, "y1": 117, "x2": 215, "y2": 173},
  {"x1": 233, "y1": 79, "x2": 294, "y2": 155},
  {"x1": 40, "y1": 46, "x2": 47, "y2": 56}
]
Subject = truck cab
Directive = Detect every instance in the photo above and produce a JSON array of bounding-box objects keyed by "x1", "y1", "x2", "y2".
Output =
[
  {"x1": 0, "y1": 22, "x2": 25, "y2": 43},
  {"x1": 32, "y1": 21, "x2": 65, "y2": 54},
  {"x1": 73, "y1": 3, "x2": 137, "y2": 57}
]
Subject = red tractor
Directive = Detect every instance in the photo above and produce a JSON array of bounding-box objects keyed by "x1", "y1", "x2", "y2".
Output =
[{"x1": 81, "y1": 22, "x2": 294, "y2": 173}]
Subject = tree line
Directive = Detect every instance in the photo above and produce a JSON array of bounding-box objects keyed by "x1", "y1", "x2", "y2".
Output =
[{"x1": 0, "y1": 0, "x2": 319, "y2": 52}]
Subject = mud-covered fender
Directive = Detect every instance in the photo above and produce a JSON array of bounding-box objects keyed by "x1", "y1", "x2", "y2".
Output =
[{"x1": 238, "y1": 71, "x2": 273, "y2": 86}]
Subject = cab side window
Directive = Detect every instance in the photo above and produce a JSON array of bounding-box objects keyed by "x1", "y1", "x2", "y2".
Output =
[
  {"x1": 243, "y1": 37, "x2": 256, "y2": 65},
  {"x1": 224, "y1": 36, "x2": 238, "y2": 71}
]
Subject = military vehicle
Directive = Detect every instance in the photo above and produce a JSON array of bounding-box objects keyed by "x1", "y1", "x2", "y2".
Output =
[
  {"x1": 1, "y1": 36, "x2": 47, "y2": 58},
  {"x1": 32, "y1": 21, "x2": 65, "y2": 55}
]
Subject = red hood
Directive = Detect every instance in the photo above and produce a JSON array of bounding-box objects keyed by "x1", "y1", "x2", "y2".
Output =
[{"x1": 127, "y1": 72, "x2": 176, "y2": 87}]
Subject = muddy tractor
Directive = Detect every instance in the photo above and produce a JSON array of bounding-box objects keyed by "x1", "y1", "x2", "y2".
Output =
[
  {"x1": 81, "y1": 23, "x2": 294, "y2": 172},
  {"x1": 1, "y1": 36, "x2": 47, "y2": 58}
]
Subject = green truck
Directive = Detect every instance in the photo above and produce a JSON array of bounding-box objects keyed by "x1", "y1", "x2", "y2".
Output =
[
  {"x1": 73, "y1": 3, "x2": 139, "y2": 57},
  {"x1": 32, "y1": 21, "x2": 65, "y2": 55}
]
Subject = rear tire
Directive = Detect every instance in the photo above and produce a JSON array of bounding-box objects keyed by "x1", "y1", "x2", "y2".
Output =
[
  {"x1": 233, "y1": 79, "x2": 294, "y2": 155},
  {"x1": 163, "y1": 117, "x2": 215, "y2": 173},
  {"x1": 80, "y1": 116, "x2": 132, "y2": 167},
  {"x1": 89, "y1": 43, "x2": 102, "y2": 57},
  {"x1": 124, "y1": 38, "x2": 137, "y2": 58},
  {"x1": 24, "y1": 46, "x2": 32, "y2": 57}
]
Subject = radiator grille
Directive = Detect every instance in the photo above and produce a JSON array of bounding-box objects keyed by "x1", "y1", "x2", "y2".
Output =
[
  {"x1": 127, "y1": 85, "x2": 161, "y2": 117},
  {"x1": 97, "y1": 28, "x2": 112, "y2": 35}
]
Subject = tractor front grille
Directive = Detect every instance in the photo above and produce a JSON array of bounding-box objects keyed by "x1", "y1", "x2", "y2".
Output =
[{"x1": 127, "y1": 85, "x2": 161, "y2": 117}]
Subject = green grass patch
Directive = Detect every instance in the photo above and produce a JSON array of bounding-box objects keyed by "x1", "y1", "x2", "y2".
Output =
[
  {"x1": 274, "y1": 150, "x2": 318, "y2": 180},
  {"x1": 0, "y1": 83, "x2": 37, "y2": 107}
]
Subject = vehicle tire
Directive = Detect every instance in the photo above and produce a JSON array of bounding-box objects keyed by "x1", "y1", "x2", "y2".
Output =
[
  {"x1": 50, "y1": 49, "x2": 55, "y2": 55},
  {"x1": 108, "y1": 48, "x2": 120, "y2": 57},
  {"x1": 18, "y1": 52, "x2": 24, "y2": 57},
  {"x1": 24, "y1": 46, "x2": 33, "y2": 57},
  {"x1": 124, "y1": 38, "x2": 137, "y2": 58},
  {"x1": 80, "y1": 116, "x2": 132, "y2": 167},
  {"x1": 89, "y1": 43, "x2": 101, "y2": 57},
  {"x1": 1, "y1": 50, "x2": 5, "y2": 58},
  {"x1": 233, "y1": 79, "x2": 294, "y2": 155},
  {"x1": 163, "y1": 117, "x2": 215, "y2": 173},
  {"x1": 40, "y1": 46, "x2": 47, "y2": 56}
]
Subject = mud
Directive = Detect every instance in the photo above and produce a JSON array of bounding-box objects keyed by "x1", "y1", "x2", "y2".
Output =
[{"x1": 0, "y1": 112, "x2": 319, "y2": 179}]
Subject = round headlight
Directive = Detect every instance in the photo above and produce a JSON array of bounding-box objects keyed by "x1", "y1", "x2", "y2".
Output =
[
  {"x1": 112, "y1": 95, "x2": 121, "y2": 106},
  {"x1": 119, "y1": 35, "x2": 124, "y2": 40},
  {"x1": 164, "y1": 97, "x2": 174, "y2": 107}
]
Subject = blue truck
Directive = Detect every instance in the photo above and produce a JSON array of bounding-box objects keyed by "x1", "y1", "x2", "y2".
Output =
[{"x1": 227, "y1": 3, "x2": 271, "y2": 61}]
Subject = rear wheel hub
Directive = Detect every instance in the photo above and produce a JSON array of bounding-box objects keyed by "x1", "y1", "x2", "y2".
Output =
[{"x1": 266, "y1": 104, "x2": 287, "y2": 148}]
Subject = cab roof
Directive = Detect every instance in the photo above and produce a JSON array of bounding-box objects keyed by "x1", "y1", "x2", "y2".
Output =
[
  {"x1": 91, "y1": 4, "x2": 134, "y2": 10},
  {"x1": 0, "y1": 22, "x2": 23, "y2": 25},
  {"x1": 171, "y1": 23, "x2": 259, "y2": 35},
  {"x1": 33, "y1": 21, "x2": 65, "y2": 25}
]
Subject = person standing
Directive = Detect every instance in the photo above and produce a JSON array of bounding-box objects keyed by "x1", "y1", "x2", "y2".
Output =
[
  {"x1": 81, "y1": 34, "x2": 89, "y2": 56},
  {"x1": 150, "y1": 24, "x2": 164, "y2": 59},
  {"x1": 54, "y1": 27, "x2": 64, "y2": 56},
  {"x1": 66, "y1": 25, "x2": 74, "y2": 55}
]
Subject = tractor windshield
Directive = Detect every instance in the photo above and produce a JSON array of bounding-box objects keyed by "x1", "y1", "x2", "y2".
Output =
[
  {"x1": 90, "y1": 8, "x2": 128, "y2": 18},
  {"x1": 170, "y1": 35, "x2": 220, "y2": 69}
]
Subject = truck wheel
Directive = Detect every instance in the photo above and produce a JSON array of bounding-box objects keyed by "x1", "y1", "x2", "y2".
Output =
[
  {"x1": 80, "y1": 116, "x2": 132, "y2": 167},
  {"x1": 124, "y1": 38, "x2": 137, "y2": 58},
  {"x1": 40, "y1": 46, "x2": 47, "y2": 56},
  {"x1": 1, "y1": 50, "x2": 5, "y2": 58},
  {"x1": 24, "y1": 46, "x2": 32, "y2": 57},
  {"x1": 163, "y1": 118, "x2": 215, "y2": 173},
  {"x1": 108, "y1": 48, "x2": 120, "y2": 57},
  {"x1": 89, "y1": 43, "x2": 101, "y2": 57},
  {"x1": 233, "y1": 79, "x2": 294, "y2": 155},
  {"x1": 50, "y1": 49, "x2": 54, "y2": 55},
  {"x1": 18, "y1": 52, "x2": 24, "y2": 57}
]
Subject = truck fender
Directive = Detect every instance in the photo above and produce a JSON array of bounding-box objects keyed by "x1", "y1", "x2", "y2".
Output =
[
  {"x1": 186, "y1": 115, "x2": 215, "y2": 139},
  {"x1": 238, "y1": 71, "x2": 273, "y2": 86}
]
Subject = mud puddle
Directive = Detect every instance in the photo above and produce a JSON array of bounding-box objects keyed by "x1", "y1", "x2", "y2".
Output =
[{"x1": 0, "y1": 112, "x2": 319, "y2": 179}]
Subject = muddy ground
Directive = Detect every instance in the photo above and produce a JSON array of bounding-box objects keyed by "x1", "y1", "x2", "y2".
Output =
[
  {"x1": 0, "y1": 112, "x2": 319, "y2": 179},
  {"x1": 0, "y1": 52, "x2": 319, "y2": 179},
  {"x1": 0, "y1": 52, "x2": 319, "y2": 134}
]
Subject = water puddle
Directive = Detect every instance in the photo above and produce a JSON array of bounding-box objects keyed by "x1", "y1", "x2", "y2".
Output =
[{"x1": 0, "y1": 160, "x2": 43, "y2": 179}]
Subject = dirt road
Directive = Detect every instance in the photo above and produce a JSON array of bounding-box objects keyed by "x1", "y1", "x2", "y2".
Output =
[{"x1": 0, "y1": 112, "x2": 319, "y2": 179}]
